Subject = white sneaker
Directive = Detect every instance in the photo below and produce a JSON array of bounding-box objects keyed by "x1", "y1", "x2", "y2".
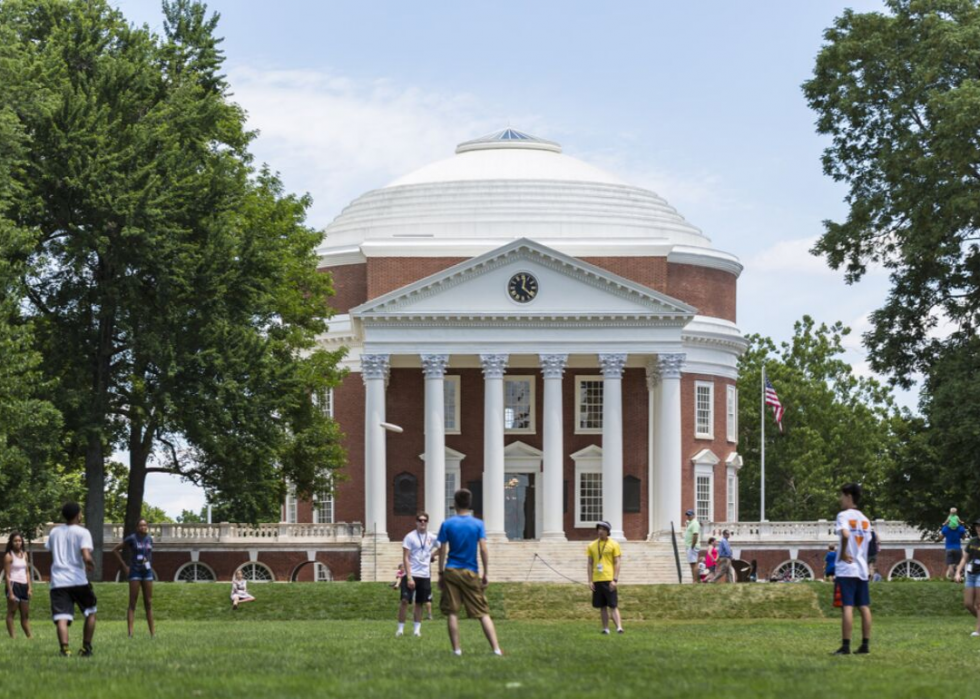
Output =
[
  {"x1": 971, "y1": 631, "x2": 980, "y2": 637},
  {"x1": 413, "y1": 630, "x2": 421, "y2": 637},
  {"x1": 601, "y1": 629, "x2": 610, "y2": 635},
  {"x1": 395, "y1": 630, "x2": 403, "y2": 637}
]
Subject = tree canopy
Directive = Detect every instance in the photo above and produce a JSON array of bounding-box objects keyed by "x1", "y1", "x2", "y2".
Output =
[
  {"x1": 803, "y1": 0, "x2": 980, "y2": 384},
  {"x1": 0, "y1": 0, "x2": 345, "y2": 574},
  {"x1": 737, "y1": 316, "x2": 905, "y2": 521}
]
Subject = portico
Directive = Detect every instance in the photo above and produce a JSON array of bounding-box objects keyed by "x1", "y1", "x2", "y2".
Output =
[{"x1": 351, "y1": 239, "x2": 698, "y2": 543}]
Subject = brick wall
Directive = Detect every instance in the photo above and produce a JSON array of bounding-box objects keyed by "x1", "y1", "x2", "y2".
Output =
[
  {"x1": 734, "y1": 547, "x2": 947, "y2": 581},
  {"x1": 366, "y1": 257, "x2": 466, "y2": 299},
  {"x1": 334, "y1": 372, "x2": 366, "y2": 526},
  {"x1": 582, "y1": 257, "x2": 668, "y2": 293},
  {"x1": 666, "y1": 263, "x2": 737, "y2": 322},
  {"x1": 324, "y1": 263, "x2": 367, "y2": 314}
]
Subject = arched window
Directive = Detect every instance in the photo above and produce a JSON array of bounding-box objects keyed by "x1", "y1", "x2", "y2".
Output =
[
  {"x1": 889, "y1": 560, "x2": 929, "y2": 581},
  {"x1": 237, "y1": 561, "x2": 275, "y2": 582},
  {"x1": 771, "y1": 560, "x2": 813, "y2": 582},
  {"x1": 175, "y1": 562, "x2": 216, "y2": 582}
]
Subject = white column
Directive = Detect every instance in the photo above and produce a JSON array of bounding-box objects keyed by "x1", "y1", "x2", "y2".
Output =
[
  {"x1": 655, "y1": 353, "x2": 685, "y2": 538},
  {"x1": 362, "y1": 354, "x2": 390, "y2": 541},
  {"x1": 421, "y1": 354, "x2": 450, "y2": 532},
  {"x1": 598, "y1": 353, "x2": 628, "y2": 542},
  {"x1": 480, "y1": 354, "x2": 508, "y2": 540},
  {"x1": 539, "y1": 353, "x2": 568, "y2": 541},
  {"x1": 645, "y1": 360, "x2": 661, "y2": 540}
]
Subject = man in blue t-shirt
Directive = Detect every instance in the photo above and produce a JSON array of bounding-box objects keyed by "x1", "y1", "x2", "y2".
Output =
[
  {"x1": 942, "y1": 522, "x2": 967, "y2": 579},
  {"x1": 436, "y1": 488, "x2": 502, "y2": 656}
]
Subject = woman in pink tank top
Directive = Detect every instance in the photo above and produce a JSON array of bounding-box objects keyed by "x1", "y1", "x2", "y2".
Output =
[{"x1": 5, "y1": 531, "x2": 33, "y2": 638}]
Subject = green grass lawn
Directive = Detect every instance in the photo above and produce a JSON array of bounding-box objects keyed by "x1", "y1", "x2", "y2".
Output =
[{"x1": 1, "y1": 582, "x2": 976, "y2": 698}]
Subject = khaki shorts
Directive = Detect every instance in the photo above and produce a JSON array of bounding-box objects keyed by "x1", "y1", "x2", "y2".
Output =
[{"x1": 439, "y1": 568, "x2": 490, "y2": 618}]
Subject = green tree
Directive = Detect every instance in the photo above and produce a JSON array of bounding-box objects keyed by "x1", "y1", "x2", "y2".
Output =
[
  {"x1": 176, "y1": 507, "x2": 206, "y2": 524},
  {"x1": 883, "y1": 336, "x2": 980, "y2": 530},
  {"x1": 738, "y1": 316, "x2": 905, "y2": 521},
  {"x1": 2, "y1": 0, "x2": 345, "y2": 575},
  {"x1": 802, "y1": 0, "x2": 980, "y2": 383}
]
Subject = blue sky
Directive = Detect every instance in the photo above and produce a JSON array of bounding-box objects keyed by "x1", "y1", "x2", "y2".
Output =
[{"x1": 114, "y1": 0, "x2": 909, "y2": 517}]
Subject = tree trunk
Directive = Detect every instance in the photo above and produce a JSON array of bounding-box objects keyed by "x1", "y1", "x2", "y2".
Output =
[
  {"x1": 84, "y1": 432, "x2": 105, "y2": 581},
  {"x1": 125, "y1": 420, "x2": 151, "y2": 537}
]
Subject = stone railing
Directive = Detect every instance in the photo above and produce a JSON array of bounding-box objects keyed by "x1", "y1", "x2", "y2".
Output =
[
  {"x1": 39, "y1": 522, "x2": 364, "y2": 545},
  {"x1": 706, "y1": 520, "x2": 935, "y2": 545}
]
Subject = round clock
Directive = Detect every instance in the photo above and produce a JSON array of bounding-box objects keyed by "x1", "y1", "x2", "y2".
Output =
[{"x1": 507, "y1": 272, "x2": 538, "y2": 303}]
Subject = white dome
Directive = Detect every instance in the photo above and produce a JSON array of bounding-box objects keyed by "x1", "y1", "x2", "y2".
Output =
[{"x1": 319, "y1": 129, "x2": 715, "y2": 256}]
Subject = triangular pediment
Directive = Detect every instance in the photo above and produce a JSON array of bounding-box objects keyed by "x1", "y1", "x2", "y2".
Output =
[{"x1": 351, "y1": 239, "x2": 697, "y2": 321}]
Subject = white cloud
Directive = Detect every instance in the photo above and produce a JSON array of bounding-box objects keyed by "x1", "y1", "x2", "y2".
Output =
[
  {"x1": 745, "y1": 235, "x2": 837, "y2": 276},
  {"x1": 228, "y1": 67, "x2": 536, "y2": 229}
]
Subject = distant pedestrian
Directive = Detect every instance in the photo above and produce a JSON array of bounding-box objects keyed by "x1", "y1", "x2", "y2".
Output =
[
  {"x1": 4, "y1": 532, "x2": 33, "y2": 639},
  {"x1": 825, "y1": 544, "x2": 836, "y2": 582},
  {"x1": 112, "y1": 517, "x2": 155, "y2": 637},
  {"x1": 942, "y1": 518, "x2": 967, "y2": 580},
  {"x1": 397, "y1": 511, "x2": 437, "y2": 637},
  {"x1": 683, "y1": 509, "x2": 701, "y2": 583},
  {"x1": 436, "y1": 489, "x2": 502, "y2": 656},
  {"x1": 587, "y1": 521, "x2": 623, "y2": 635},
  {"x1": 710, "y1": 530, "x2": 733, "y2": 583},
  {"x1": 953, "y1": 518, "x2": 980, "y2": 637},
  {"x1": 704, "y1": 537, "x2": 719, "y2": 578},
  {"x1": 832, "y1": 483, "x2": 872, "y2": 655},
  {"x1": 45, "y1": 502, "x2": 97, "y2": 656},
  {"x1": 230, "y1": 569, "x2": 256, "y2": 610},
  {"x1": 391, "y1": 563, "x2": 405, "y2": 589}
]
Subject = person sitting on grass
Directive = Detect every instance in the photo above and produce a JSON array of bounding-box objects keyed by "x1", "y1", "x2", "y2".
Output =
[
  {"x1": 953, "y1": 517, "x2": 980, "y2": 638},
  {"x1": 587, "y1": 520, "x2": 623, "y2": 635},
  {"x1": 391, "y1": 563, "x2": 405, "y2": 590},
  {"x1": 112, "y1": 517, "x2": 155, "y2": 638},
  {"x1": 825, "y1": 544, "x2": 836, "y2": 582},
  {"x1": 5, "y1": 532, "x2": 33, "y2": 639},
  {"x1": 231, "y1": 569, "x2": 256, "y2": 610},
  {"x1": 833, "y1": 483, "x2": 872, "y2": 655}
]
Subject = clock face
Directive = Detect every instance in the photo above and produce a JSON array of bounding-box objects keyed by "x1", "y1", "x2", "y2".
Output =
[{"x1": 507, "y1": 272, "x2": 539, "y2": 303}]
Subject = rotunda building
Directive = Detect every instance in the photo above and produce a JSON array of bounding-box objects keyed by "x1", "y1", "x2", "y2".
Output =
[{"x1": 299, "y1": 128, "x2": 746, "y2": 547}]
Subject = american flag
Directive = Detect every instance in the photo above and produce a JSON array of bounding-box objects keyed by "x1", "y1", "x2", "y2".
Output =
[{"x1": 765, "y1": 377, "x2": 784, "y2": 432}]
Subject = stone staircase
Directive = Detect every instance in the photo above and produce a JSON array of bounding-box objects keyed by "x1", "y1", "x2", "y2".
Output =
[{"x1": 360, "y1": 537, "x2": 690, "y2": 584}]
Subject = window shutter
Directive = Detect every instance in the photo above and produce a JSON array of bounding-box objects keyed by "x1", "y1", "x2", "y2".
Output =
[
  {"x1": 393, "y1": 472, "x2": 418, "y2": 516},
  {"x1": 623, "y1": 476, "x2": 641, "y2": 513}
]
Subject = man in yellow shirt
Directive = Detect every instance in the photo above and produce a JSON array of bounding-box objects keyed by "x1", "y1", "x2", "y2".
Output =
[{"x1": 587, "y1": 521, "x2": 623, "y2": 635}]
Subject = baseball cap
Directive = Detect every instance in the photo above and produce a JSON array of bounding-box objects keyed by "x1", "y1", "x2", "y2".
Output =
[
  {"x1": 596, "y1": 521, "x2": 611, "y2": 532},
  {"x1": 685, "y1": 509, "x2": 695, "y2": 516}
]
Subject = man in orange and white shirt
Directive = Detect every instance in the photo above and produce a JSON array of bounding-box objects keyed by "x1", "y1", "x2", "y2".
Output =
[{"x1": 833, "y1": 482, "x2": 873, "y2": 655}]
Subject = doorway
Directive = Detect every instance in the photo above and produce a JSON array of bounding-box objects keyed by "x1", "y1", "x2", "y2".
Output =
[{"x1": 505, "y1": 472, "x2": 537, "y2": 540}]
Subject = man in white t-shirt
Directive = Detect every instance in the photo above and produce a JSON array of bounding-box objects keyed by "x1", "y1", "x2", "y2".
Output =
[
  {"x1": 397, "y1": 511, "x2": 437, "y2": 637},
  {"x1": 833, "y1": 483, "x2": 873, "y2": 655},
  {"x1": 45, "y1": 502, "x2": 97, "y2": 657}
]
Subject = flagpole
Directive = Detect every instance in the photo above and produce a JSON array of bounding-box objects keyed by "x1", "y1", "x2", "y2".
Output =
[{"x1": 760, "y1": 365, "x2": 766, "y2": 522}]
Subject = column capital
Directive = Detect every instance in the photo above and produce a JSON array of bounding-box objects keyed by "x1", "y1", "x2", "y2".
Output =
[
  {"x1": 645, "y1": 358, "x2": 661, "y2": 390},
  {"x1": 479, "y1": 353, "x2": 509, "y2": 379},
  {"x1": 420, "y1": 354, "x2": 450, "y2": 379},
  {"x1": 598, "y1": 353, "x2": 628, "y2": 379},
  {"x1": 538, "y1": 353, "x2": 568, "y2": 379},
  {"x1": 361, "y1": 354, "x2": 390, "y2": 383},
  {"x1": 657, "y1": 353, "x2": 686, "y2": 380}
]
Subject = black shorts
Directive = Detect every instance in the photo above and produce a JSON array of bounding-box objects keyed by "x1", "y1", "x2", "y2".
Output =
[
  {"x1": 592, "y1": 581, "x2": 618, "y2": 609},
  {"x1": 946, "y1": 549, "x2": 964, "y2": 566},
  {"x1": 50, "y1": 585, "x2": 98, "y2": 624},
  {"x1": 11, "y1": 582, "x2": 30, "y2": 603},
  {"x1": 400, "y1": 576, "x2": 431, "y2": 604}
]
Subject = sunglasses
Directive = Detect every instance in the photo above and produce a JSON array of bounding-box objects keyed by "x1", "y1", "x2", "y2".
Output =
[{"x1": 417, "y1": 518, "x2": 428, "y2": 523}]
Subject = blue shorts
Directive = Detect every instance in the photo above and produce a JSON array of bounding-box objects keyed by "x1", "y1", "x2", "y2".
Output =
[
  {"x1": 965, "y1": 572, "x2": 980, "y2": 589},
  {"x1": 128, "y1": 567, "x2": 154, "y2": 582},
  {"x1": 836, "y1": 577, "x2": 870, "y2": 607}
]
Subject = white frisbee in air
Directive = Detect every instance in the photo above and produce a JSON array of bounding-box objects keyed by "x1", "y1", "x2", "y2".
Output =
[{"x1": 380, "y1": 422, "x2": 404, "y2": 433}]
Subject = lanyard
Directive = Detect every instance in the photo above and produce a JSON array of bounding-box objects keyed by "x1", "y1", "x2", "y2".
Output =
[
  {"x1": 597, "y1": 540, "x2": 607, "y2": 565},
  {"x1": 417, "y1": 530, "x2": 427, "y2": 555}
]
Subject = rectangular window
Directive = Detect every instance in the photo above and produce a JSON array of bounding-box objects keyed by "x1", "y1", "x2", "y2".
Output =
[
  {"x1": 575, "y1": 377, "x2": 604, "y2": 433},
  {"x1": 726, "y1": 385, "x2": 737, "y2": 442},
  {"x1": 696, "y1": 474, "x2": 712, "y2": 522},
  {"x1": 313, "y1": 491, "x2": 334, "y2": 524},
  {"x1": 445, "y1": 469, "x2": 459, "y2": 519},
  {"x1": 444, "y1": 376, "x2": 461, "y2": 434},
  {"x1": 314, "y1": 388, "x2": 334, "y2": 419},
  {"x1": 695, "y1": 382, "x2": 714, "y2": 439},
  {"x1": 578, "y1": 472, "x2": 603, "y2": 525},
  {"x1": 504, "y1": 376, "x2": 535, "y2": 433},
  {"x1": 727, "y1": 473, "x2": 736, "y2": 522},
  {"x1": 285, "y1": 485, "x2": 298, "y2": 524}
]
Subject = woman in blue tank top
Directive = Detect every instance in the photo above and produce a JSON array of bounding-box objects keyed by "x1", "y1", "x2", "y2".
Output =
[{"x1": 112, "y1": 518, "x2": 155, "y2": 637}]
